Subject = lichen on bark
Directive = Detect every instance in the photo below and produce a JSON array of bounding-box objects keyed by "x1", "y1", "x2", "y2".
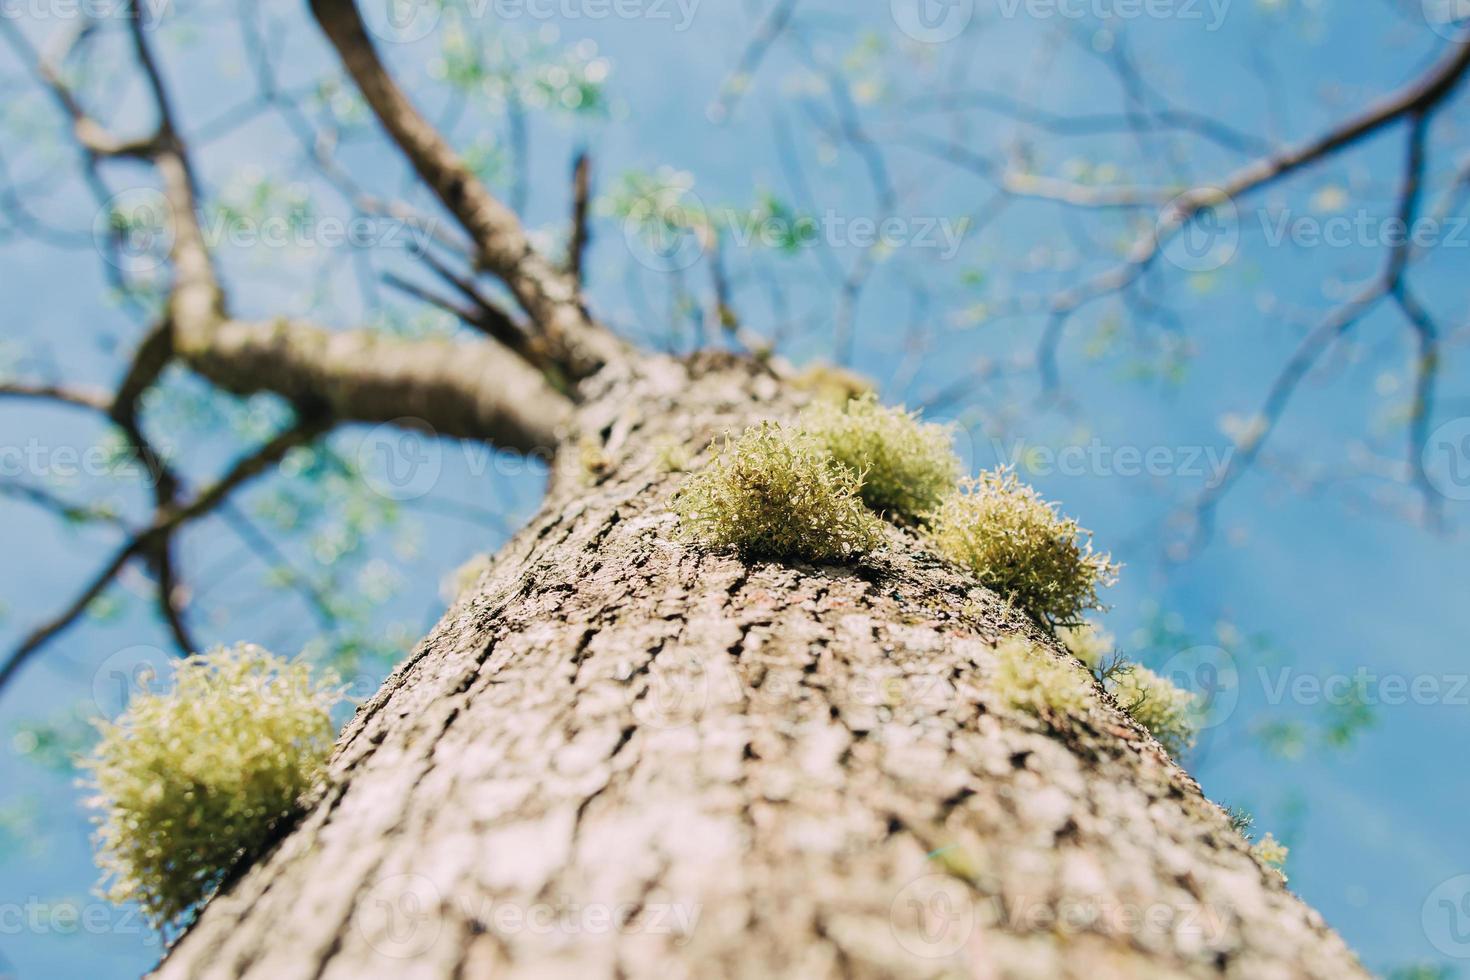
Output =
[{"x1": 154, "y1": 356, "x2": 1366, "y2": 980}]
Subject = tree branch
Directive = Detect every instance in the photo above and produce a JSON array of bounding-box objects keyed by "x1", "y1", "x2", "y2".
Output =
[
  {"x1": 175, "y1": 316, "x2": 569, "y2": 454},
  {"x1": 0, "y1": 381, "x2": 113, "y2": 413},
  {"x1": 307, "y1": 0, "x2": 623, "y2": 379},
  {"x1": 568, "y1": 150, "x2": 592, "y2": 288},
  {"x1": 0, "y1": 418, "x2": 328, "y2": 694}
]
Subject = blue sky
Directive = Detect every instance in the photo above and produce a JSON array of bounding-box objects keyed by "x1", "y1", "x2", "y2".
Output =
[{"x1": 2, "y1": 0, "x2": 1469, "y2": 976}]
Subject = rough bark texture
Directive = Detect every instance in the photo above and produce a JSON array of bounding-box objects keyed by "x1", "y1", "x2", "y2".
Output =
[{"x1": 154, "y1": 356, "x2": 1367, "y2": 980}]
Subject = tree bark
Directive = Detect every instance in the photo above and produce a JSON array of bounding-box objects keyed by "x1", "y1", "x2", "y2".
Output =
[{"x1": 153, "y1": 355, "x2": 1367, "y2": 980}]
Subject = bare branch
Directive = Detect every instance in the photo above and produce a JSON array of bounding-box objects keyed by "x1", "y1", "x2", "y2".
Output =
[
  {"x1": 307, "y1": 0, "x2": 622, "y2": 378},
  {"x1": 0, "y1": 479, "x2": 126, "y2": 527},
  {"x1": 1178, "y1": 102, "x2": 1453, "y2": 553},
  {"x1": 177, "y1": 316, "x2": 570, "y2": 454},
  {"x1": 0, "y1": 418, "x2": 327, "y2": 693},
  {"x1": 707, "y1": 0, "x2": 800, "y2": 124},
  {"x1": 152, "y1": 542, "x2": 198, "y2": 657},
  {"x1": 406, "y1": 247, "x2": 536, "y2": 359},
  {"x1": 0, "y1": 381, "x2": 113, "y2": 413},
  {"x1": 568, "y1": 150, "x2": 592, "y2": 288}
]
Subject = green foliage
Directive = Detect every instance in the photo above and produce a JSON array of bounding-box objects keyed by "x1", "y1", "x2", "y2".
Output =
[
  {"x1": 1320, "y1": 675, "x2": 1377, "y2": 748},
  {"x1": 927, "y1": 469, "x2": 1117, "y2": 626},
  {"x1": 1110, "y1": 664, "x2": 1198, "y2": 757},
  {"x1": 1224, "y1": 805, "x2": 1255, "y2": 837},
  {"x1": 436, "y1": 20, "x2": 611, "y2": 115},
  {"x1": 11, "y1": 711, "x2": 94, "y2": 774},
  {"x1": 800, "y1": 393, "x2": 960, "y2": 522},
  {"x1": 0, "y1": 799, "x2": 43, "y2": 859},
  {"x1": 1386, "y1": 965, "x2": 1455, "y2": 980},
  {"x1": 988, "y1": 637, "x2": 1095, "y2": 720},
  {"x1": 673, "y1": 421, "x2": 883, "y2": 562},
  {"x1": 83, "y1": 644, "x2": 341, "y2": 929}
]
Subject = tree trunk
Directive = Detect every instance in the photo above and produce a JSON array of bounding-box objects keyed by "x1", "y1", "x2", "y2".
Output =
[{"x1": 153, "y1": 355, "x2": 1366, "y2": 980}]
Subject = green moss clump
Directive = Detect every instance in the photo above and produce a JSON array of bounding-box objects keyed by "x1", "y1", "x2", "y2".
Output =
[
  {"x1": 673, "y1": 421, "x2": 883, "y2": 562},
  {"x1": 1060, "y1": 622, "x2": 1198, "y2": 755},
  {"x1": 1251, "y1": 832, "x2": 1289, "y2": 880},
  {"x1": 1057, "y1": 622, "x2": 1113, "y2": 671},
  {"x1": 800, "y1": 393, "x2": 960, "y2": 522},
  {"x1": 927, "y1": 469, "x2": 1118, "y2": 626},
  {"x1": 988, "y1": 637, "x2": 1095, "y2": 720},
  {"x1": 83, "y1": 644, "x2": 341, "y2": 929},
  {"x1": 652, "y1": 435, "x2": 692, "y2": 474},
  {"x1": 789, "y1": 361, "x2": 875, "y2": 406},
  {"x1": 1109, "y1": 664, "x2": 1198, "y2": 756}
]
